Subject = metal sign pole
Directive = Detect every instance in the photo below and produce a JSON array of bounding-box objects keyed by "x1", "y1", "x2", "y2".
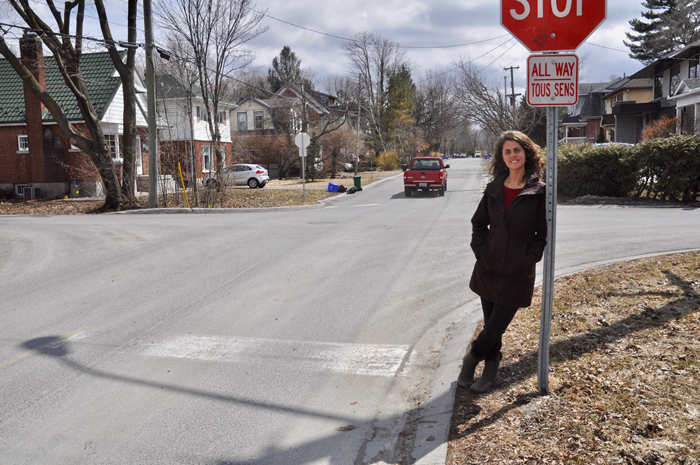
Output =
[
  {"x1": 302, "y1": 152, "x2": 306, "y2": 202},
  {"x1": 538, "y1": 105, "x2": 558, "y2": 395}
]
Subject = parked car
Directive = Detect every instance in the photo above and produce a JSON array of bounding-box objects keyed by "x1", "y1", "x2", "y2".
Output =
[
  {"x1": 340, "y1": 162, "x2": 354, "y2": 172},
  {"x1": 205, "y1": 164, "x2": 270, "y2": 189}
]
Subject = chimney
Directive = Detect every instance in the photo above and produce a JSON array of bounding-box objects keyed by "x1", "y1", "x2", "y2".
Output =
[{"x1": 19, "y1": 32, "x2": 46, "y2": 183}]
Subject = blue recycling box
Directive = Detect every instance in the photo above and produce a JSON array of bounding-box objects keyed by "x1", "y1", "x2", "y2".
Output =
[{"x1": 327, "y1": 182, "x2": 339, "y2": 193}]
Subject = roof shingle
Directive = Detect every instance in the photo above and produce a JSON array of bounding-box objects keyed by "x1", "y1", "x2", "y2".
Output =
[{"x1": 0, "y1": 51, "x2": 121, "y2": 124}]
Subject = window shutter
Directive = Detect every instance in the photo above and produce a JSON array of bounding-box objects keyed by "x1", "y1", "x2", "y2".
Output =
[{"x1": 196, "y1": 106, "x2": 200, "y2": 122}]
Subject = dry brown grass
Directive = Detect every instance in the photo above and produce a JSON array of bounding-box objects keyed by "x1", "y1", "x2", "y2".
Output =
[
  {"x1": 0, "y1": 172, "x2": 400, "y2": 215},
  {"x1": 0, "y1": 190, "x2": 334, "y2": 214},
  {"x1": 448, "y1": 251, "x2": 700, "y2": 465}
]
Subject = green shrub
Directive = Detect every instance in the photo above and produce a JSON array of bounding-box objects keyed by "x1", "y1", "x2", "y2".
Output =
[
  {"x1": 376, "y1": 151, "x2": 399, "y2": 171},
  {"x1": 557, "y1": 136, "x2": 700, "y2": 202},
  {"x1": 633, "y1": 136, "x2": 700, "y2": 201},
  {"x1": 558, "y1": 143, "x2": 637, "y2": 198}
]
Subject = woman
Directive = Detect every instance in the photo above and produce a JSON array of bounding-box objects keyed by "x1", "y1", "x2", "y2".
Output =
[{"x1": 458, "y1": 131, "x2": 547, "y2": 394}]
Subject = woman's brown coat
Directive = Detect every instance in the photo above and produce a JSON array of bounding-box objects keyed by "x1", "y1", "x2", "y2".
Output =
[{"x1": 469, "y1": 171, "x2": 547, "y2": 308}]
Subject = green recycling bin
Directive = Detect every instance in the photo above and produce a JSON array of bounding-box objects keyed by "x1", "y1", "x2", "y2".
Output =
[{"x1": 353, "y1": 175, "x2": 362, "y2": 191}]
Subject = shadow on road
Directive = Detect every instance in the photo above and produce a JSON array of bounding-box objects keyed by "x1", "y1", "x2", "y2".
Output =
[{"x1": 18, "y1": 336, "x2": 454, "y2": 465}]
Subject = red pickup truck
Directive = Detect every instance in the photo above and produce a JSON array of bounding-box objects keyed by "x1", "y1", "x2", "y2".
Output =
[{"x1": 403, "y1": 157, "x2": 449, "y2": 197}]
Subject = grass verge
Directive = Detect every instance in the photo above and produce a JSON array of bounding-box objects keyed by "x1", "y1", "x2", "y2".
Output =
[{"x1": 448, "y1": 251, "x2": 700, "y2": 465}]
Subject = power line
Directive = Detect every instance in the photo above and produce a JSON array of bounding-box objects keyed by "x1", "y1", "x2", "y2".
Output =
[
  {"x1": 586, "y1": 42, "x2": 629, "y2": 53},
  {"x1": 416, "y1": 38, "x2": 515, "y2": 84},
  {"x1": 250, "y1": 7, "x2": 511, "y2": 50}
]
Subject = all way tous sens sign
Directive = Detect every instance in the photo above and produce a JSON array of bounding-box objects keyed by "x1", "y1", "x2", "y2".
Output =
[
  {"x1": 501, "y1": 0, "x2": 606, "y2": 52},
  {"x1": 527, "y1": 54, "x2": 578, "y2": 106}
]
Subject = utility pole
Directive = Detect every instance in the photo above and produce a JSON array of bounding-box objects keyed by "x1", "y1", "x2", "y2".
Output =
[
  {"x1": 144, "y1": 0, "x2": 158, "y2": 208},
  {"x1": 504, "y1": 66, "x2": 520, "y2": 108},
  {"x1": 355, "y1": 73, "x2": 361, "y2": 175}
]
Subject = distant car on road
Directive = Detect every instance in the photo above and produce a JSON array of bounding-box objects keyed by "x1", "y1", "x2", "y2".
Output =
[
  {"x1": 205, "y1": 164, "x2": 270, "y2": 189},
  {"x1": 340, "y1": 162, "x2": 354, "y2": 172}
]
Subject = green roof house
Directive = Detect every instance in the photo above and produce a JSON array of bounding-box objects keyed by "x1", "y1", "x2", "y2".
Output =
[{"x1": 0, "y1": 34, "x2": 149, "y2": 199}]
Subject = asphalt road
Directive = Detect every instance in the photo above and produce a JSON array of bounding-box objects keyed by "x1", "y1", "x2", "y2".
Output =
[{"x1": 1, "y1": 158, "x2": 698, "y2": 465}]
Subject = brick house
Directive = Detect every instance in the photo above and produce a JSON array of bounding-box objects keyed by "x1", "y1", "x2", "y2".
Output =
[
  {"x1": 156, "y1": 74, "x2": 234, "y2": 183},
  {"x1": 0, "y1": 34, "x2": 150, "y2": 199}
]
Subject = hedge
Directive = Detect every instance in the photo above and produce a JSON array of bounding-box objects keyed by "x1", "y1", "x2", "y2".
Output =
[{"x1": 557, "y1": 136, "x2": 700, "y2": 202}]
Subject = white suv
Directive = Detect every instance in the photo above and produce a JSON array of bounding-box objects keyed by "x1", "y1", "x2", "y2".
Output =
[{"x1": 206, "y1": 164, "x2": 270, "y2": 189}]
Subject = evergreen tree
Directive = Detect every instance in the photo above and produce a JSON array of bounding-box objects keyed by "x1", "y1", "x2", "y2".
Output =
[
  {"x1": 384, "y1": 66, "x2": 415, "y2": 131},
  {"x1": 267, "y1": 46, "x2": 313, "y2": 92},
  {"x1": 625, "y1": 0, "x2": 700, "y2": 63}
]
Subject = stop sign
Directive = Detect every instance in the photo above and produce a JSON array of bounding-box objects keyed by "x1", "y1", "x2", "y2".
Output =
[{"x1": 501, "y1": 0, "x2": 606, "y2": 52}]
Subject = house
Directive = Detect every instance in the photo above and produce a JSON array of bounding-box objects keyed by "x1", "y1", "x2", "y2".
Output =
[
  {"x1": 156, "y1": 74, "x2": 234, "y2": 183},
  {"x1": 562, "y1": 82, "x2": 609, "y2": 144},
  {"x1": 0, "y1": 34, "x2": 150, "y2": 199},
  {"x1": 601, "y1": 78, "x2": 654, "y2": 143},
  {"x1": 233, "y1": 97, "x2": 275, "y2": 134},
  {"x1": 232, "y1": 85, "x2": 335, "y2": 137},
  {"x1": 628, "y1": 40, "x2": 700, "y2": 135},
  {"x1": 562, "y1": 79, "x2": 629, "y2": 144},
  {"x1": 562, "y1": 76, "x2": 657, "y2": 144}
]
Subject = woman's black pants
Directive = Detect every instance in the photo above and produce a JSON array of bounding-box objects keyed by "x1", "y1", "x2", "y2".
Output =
[{"x1": 471, "y1": 298, "x2": 518, "y2": 360}]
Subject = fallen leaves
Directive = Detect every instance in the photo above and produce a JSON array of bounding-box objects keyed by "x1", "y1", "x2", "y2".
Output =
[{"x1": 447, "y1": 251, "x2": 700, "y2": 465}]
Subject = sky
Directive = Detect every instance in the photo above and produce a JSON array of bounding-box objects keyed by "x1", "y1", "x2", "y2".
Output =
[
  {"x1": 2, "y1": 1, "x2": 649, "y2": 96},
  {"x1": 241, "y1": 0, "x2": 648, "y2": 94}
]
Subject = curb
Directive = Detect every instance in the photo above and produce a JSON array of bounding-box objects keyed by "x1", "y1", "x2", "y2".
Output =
[{"x1": 411, "y1": 298, "x2": 482, "y2": 465}]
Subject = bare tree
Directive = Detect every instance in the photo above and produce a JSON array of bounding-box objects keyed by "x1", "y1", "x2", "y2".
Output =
[
  {"x1": 414, "y1": 70, "x2": 459, "y2": 153},
  {"x1": 94, "y1": 0, "x2": 139, "y2": 204},
  {"x1": 230, "y1": 69, "x2": 270, "y2": 101},
  {"x1": 0, "y1": 0, "x2": 137, "y2": 211},
  {"x1": 342, "y1": 32, "x2": 410, "y2": 155},
  {"x1": 154, "y1": 36, "x2": 203, "y2": 205},
  {"x1": 155, "y1": 0, "x2": 267, "y2": 177},
  {"x1": 454, "y1": 59, "x2": 543, "y2": 141}
]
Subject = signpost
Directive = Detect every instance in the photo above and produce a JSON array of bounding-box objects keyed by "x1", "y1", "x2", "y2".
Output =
[
  {"x1": 501, "y1": 0, "x2": 606, "y2": 394},
  {"x1": 295, "y1": 132, "x2": 310, "y2": 201}
]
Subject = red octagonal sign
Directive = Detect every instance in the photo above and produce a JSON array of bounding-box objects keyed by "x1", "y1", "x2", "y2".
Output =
[{"x1": 502, "y1": 0, "x2": 606, "y2": 52}]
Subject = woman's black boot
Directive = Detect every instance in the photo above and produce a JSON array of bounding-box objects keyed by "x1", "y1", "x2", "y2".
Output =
[
  {"x1": 469, "y1": 353, "x2": 502, "y2": 394},
  {"x1": 457, "y1": 350, "x2": 483, "y2": 388}
]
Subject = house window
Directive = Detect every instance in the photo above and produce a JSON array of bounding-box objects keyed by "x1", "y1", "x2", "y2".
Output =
[
  {"x1": 202, "y1": 145, "x2": 213, "y2": 172},
  {"x1": 105, "y1": 134, "x2": 120, "y2": 161},
  {"x1": 653, "y1": 73, "x2": 664, "y2": 99},
  {"x1": 254, "y1": 111, "x2": 264, "y2": 130},
  {"x1": 670, "y1": 64, "x2": 681, "y2": 96},
  {"x1": 17, "y1": 135, "x2": 29, "y2": 152},
  {"x1": 690, "y1": 55, "x2": 700, "y2": 79},
  {"x1": 135, "y1": 136, "x2": 143, "y2": 175},
  {"x1": 237, "y1": 112, "x2": 247, "y2": 131},
  {"x1": 218, "y1": 111, "x2": 227, "y2": 125}
]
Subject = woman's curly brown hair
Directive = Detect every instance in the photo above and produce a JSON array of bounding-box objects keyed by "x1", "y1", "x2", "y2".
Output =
[{"x1": 489, "y1": 130, "x2": 544, "y2": 181}]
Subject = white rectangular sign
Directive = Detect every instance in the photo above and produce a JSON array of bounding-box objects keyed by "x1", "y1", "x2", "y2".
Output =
[{"x1": 527, "y1": 54, "x2": 579, "y2": 106}]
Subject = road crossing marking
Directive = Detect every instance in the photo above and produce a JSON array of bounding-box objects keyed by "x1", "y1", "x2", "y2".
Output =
[{"x1": 143, "y1": 335, "x2": 410, "y2": 377}]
